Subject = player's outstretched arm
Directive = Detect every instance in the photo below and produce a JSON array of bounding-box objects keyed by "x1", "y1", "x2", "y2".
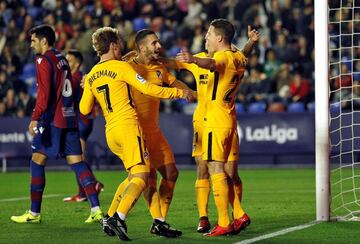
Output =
[
  {"x1": 122, "y1": 62, "x2": 187, "y2": 100},
  {"x1": 159, "y1": 57, "x2": 178, "y2": 69},
  {"x1": 171, "y1": 79, "x2": 197, "y2": 101},
  {"x1": 176, "y1": 50, "x2": 215, "y2": 71}
]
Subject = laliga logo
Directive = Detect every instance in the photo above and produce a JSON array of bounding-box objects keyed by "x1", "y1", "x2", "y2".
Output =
[{"x1": 237, "y1": 124, "x2": 298, "y2": 144}]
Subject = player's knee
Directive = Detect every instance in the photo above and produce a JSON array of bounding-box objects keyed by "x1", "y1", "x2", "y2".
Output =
[
  {"x1": 197, "y1": 163, "x2": 209, "y2": 179},
  {"x1": 159, "y1": 164, "x2": 178, "y2": 182},
  {"x1": 129, "y1": 164, "x2": 150, "y2": 186},
  {"x1": 31, "y1": 153, "x2": 47, "y2": 165}
]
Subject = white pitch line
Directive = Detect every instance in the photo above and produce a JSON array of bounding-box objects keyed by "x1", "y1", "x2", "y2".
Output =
[
  {"x1": 235, "y1": 221, "x2": 318, "y2": 244},
  {"x1": 0, "y1": 194, "x2": 62, "y2": 202}
]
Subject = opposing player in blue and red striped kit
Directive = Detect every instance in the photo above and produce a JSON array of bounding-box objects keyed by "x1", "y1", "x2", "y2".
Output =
[
  {"x1": 10, "y1": 25, "x2": 103, "y2": 224},
  {"x1": 62, "y1": 49, "x2": 104, "y2": 203}
]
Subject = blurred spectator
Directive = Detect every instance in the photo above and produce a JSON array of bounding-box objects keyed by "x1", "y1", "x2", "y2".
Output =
[
  {"x1": 0, "y1": 0, "x2": 316, "y2": 116},
  {"x1": 0, "y1": 45, "x2": 22, "y2": 76},
  {"x1": 0, "y1": 70, "x2": 12, "y2": 100},
  {"x1": 289, "y1": 72, "x2": 310, "y2": 103},
  {"x1": 263, "y1": 49, "x2": 281, "y2": 82},
  {"x1": 3, "y1": 88, "x2": 16, "y2": 117},
  {"x1": 16, "y1": 87, "x2": 36, "y2": 117},
  {"x1": 245, "y1": 69, "x2": 272, "y2": 104}
]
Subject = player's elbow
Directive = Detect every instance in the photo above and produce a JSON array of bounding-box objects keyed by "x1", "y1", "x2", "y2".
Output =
[{"x1": 79, "y1": 100, "x2": 91, "y2": 115}]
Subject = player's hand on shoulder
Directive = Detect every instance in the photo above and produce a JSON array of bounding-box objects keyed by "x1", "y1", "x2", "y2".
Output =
[
  {"x1": 176, "y1": 50, "x2": 194, "y2": 63},
  {"x1": 121, "y1": 50, "x2": 137, "y2": 62}
]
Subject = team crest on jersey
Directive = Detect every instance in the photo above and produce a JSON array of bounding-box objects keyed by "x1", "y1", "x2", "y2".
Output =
[
  {"x1": 136, "y1": 74, "x2": 146, "y2": 84},
  {"x1": 156, "y1": 70, "x2": 163, "y2": 80},
  {"x1": 144, "y1": 151, "x2": 149, "y2": 160}
]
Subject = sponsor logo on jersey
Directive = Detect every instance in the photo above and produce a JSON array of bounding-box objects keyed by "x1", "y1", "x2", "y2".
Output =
[
  {"x1": 156, "y1": 70, "x2": 163, "y2": 80},
  {"x1": 144, "y1": 151, "x2": 149, "y2": 160},
  {"x1": 136, "y1": 74, "x2": 146, "y2": 84}
]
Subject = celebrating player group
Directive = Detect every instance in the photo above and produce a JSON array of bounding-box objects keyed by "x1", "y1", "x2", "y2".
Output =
[{"x1": 10, "y1": 18, "x2": 260, "y2": 240}]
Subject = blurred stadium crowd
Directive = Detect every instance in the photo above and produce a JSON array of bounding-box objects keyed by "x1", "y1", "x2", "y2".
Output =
[
  {"x1": 328, "y1": 0, "x2": 360, "y2": 111},
  {"x1": 0, "y1": 0, "x2": 316, "y2": 117}
]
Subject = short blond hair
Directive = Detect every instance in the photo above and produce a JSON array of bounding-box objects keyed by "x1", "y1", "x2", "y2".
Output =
[{"x1": 92, "y1": 27, "x2": 123, "y2": 56}]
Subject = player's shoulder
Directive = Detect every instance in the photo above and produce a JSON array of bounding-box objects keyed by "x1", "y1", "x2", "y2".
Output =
[
  {"x1": 35, "y1": 54, "x2": 54, "y2": 70},
  {"x1": 194, "y1": 52, "x2": 208, "y2": 58},
  {"x1": 233, "y1": 50, "x2": 246, "y2": 59}
]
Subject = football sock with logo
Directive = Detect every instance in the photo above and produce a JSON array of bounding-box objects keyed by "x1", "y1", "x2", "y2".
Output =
[
  {"x1": 107, "y1": 178, "x2": 129, "y2": 217},
  {"x1": 71, "y1": 162, "x2": 99, "y2": 208},
  {"x1": 30, "y1": 161, "x2": 45, "y2": 214},
  {"x1": 143, "y1": 176, "x2": 163, "y2": 220},
  {"x1": 159, "y1": 179, "x2": 176, "y2": 218},
  {"x1": 211, "y1": 173, "x2": 230, "y2": 227},
  {"x1": 195, "y1": 179, "x2": 210, "y2": 218},
  {"x1": 117, "y1": 177, "x2": 146, "y2": 216}
]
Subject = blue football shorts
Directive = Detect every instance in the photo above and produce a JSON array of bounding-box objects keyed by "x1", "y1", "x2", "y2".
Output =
[{"x1": 31, "y1": 123, "x2": 82, "y2": 159}]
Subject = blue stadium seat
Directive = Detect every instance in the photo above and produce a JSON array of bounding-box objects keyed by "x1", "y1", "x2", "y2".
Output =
[
  {"x1": 287, "y1": 102, "x2": 306, "y2": 112},
  {"x1": 307, "y1": 102, "x2": 315, "y2": 112},
  {"x1": 235, "y1": 103, "x2": 245, "y2": 113},
  {"x1": 133, "y1": 18, "x2": 147, "y2": 32},
  {"x1": 247, "y1": 102, "x2": 266, "y2": 113}
]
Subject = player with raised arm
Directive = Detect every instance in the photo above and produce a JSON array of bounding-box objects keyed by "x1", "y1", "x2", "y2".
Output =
[
  {"x1": 162, "y1": 25, "x2": 260, "y2": 233},
  {"x1": 63, "y1": 49, "x2": 104, "y2": 203},
  {"x1": 80, "y1": 27, "x2": 193, "y2": 241},
  {"x1": 11, "y1": 24, "x2": 103, "y2": 224},
  {"x1": 176, "y1": 19, "x2": 252, "y2": 236}
]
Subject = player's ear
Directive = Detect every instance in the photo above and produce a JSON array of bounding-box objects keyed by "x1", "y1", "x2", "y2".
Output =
[
  {"x1": 40, "y1": 37, "x2": 48, "y2": 46},
  {"x1": 217, "y1": 35, "x2": 223, "y2": 43}
]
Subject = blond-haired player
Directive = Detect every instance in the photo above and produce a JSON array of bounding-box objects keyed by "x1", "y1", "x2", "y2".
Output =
[{"x1": 80, "y1": 27, "x2": 194, "y2": 241}]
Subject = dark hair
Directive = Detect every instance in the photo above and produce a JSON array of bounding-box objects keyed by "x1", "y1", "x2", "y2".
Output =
[
  {"x1": 29, "y1": 24, "x2": 56, "y2": 46},
  {"x1": 210, "y1": 19, "x2": 235, "y2": 44},
  {"x1": 92, "y1": 27, "x2": 123, "y2": 56},
  {"x1": 67, "y1": 49, "x2": 83, "y2": 65},
  {"x1": 135, "y1": 29, "x2": 155, "y2": 50}
]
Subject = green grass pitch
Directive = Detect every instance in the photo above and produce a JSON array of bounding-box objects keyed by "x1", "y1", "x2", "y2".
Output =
[{"x1": 1, "y1": 168, "x2": 360, "y2": 243}]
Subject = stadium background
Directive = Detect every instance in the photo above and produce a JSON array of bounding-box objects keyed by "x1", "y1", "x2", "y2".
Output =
[
  {"x1": 2, "y1": 1, "x2": 360, "y2": 243},
  {"x1": 0, "y1": 0, "x2": 318, "y2": 170}
]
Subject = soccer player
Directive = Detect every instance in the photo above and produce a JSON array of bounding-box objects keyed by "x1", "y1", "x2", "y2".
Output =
[
  {"x1": 104, "y1": 29, "x2": 191, "y2": 238},
  {"x1": 63, "y1": 49, "x2": 104, "y2": 202},
  {"x1": 176, "y1": 19, "x2": 253, "y2": 236},
  {"x1": 79, "y1": 27, "x2": 193, "y2": 241},
  {"x1": 163, "y1": 25, "x2": 260, "y2": 233},
  {"x1": 10, "y1": 24, "x2": 103, "y2": 224}
]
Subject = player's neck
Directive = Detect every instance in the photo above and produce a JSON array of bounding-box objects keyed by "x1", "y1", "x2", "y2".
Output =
[
  {"x1": 217, "y1": 43, "x2": 231, "y2": 52},
  {"x1": 135, "y1": 55, "x2": 151, "y2": 65},
  {"x1": 41, "y1": 46, "x2": 52, "y2": 55},
  {"x1": 100, "y1": 52, "x2": 115, "y2": 63}
]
